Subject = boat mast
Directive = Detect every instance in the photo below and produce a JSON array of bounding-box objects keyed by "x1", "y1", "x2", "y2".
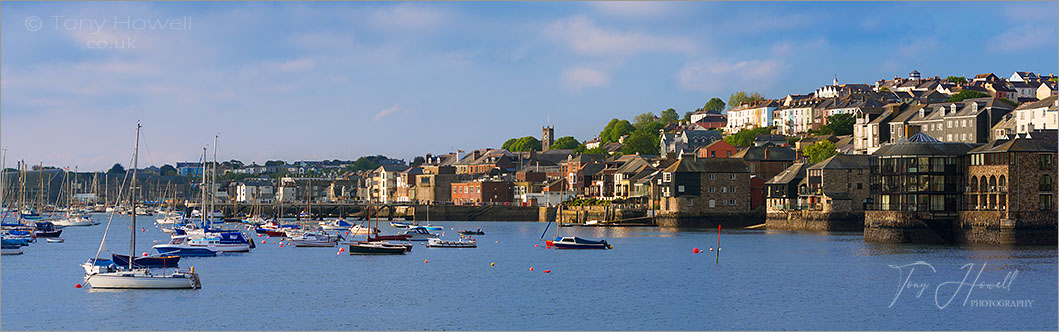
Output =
[
  {"x1": 129, "y1": 123, "x2": 141, "y2": 270},
  {"x1": 38, "y1": 162, "x2": 44, "y2": 212},
  {"x1": 211, "y1": 134, "x2": 218, "y2": 222},
  {"x1": 200, "y1": 147, "x2": 207, "y2": 227}
]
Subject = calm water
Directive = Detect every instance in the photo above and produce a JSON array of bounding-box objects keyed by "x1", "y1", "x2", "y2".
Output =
[{"x1": 2, "y1": 214, "x2": 1056, "y2": 331}]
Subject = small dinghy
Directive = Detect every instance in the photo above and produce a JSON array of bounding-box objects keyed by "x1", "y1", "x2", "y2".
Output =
[{"x1": 46, "y1": 238, "x2": 65, "y2": 243}]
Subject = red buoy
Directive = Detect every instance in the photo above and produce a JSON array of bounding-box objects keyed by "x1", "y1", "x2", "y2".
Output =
[
  {"x1": 692, "y1": 248, "x2": 700, "y2": 254},
  {"x1": 529, "y1": 266, "x2": 534, "y2": 271},
  {"x1": 535, "y1": 244, "x2": 539, "y2": 248},
  {"x1": 709, "y1": 248, "x2": 714, "y2": 251},
  {"x1": 543, "y1": 270, "x2": 551, "y2": 273},
  {"x1": 75, "y1": 284, "x2": 82, "y2": 288}
]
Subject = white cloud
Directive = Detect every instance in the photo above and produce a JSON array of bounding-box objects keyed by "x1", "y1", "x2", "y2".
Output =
[
  {"x1": 986, "y1": 24, "x2": 1054, "y2": 54},
  {"x1": 543, "y1": 15, "x2": 697, "y2": 56},
  {"x1": 560, "y1": 67, "x2": 611, "y2": 93},
  {"x1": 373, "y1": 104, "x2": 401, "y2": 120},
  {"x1": 896, "y1": 37, "x2": 939, "y2": 58},
  {"x1": 677, "y1": 58, "x2": 784, "y2": 93},
  {"x1": 588, "y1": 1, "x2": 678, "y2": 20}
]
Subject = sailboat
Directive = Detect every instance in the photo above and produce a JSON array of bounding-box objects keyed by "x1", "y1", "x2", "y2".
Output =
[
  {"x1": 82, "y1": 123, "x2": 201, "y2": 289},
  {"x1": 541, "y1": 213, "x2": 612, "y2": 250},
  {"x1": 52, "y1": 168, "x2": 97, "y2": 227},
  {"x1": 346, "y1": 199, "x2": 411, "y2": 254}
]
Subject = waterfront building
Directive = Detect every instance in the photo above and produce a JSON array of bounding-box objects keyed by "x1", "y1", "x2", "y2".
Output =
[
  {"x1": 765, "y1": 162, "x2": 812, "y2": 212},
  {"x1": 1036, "y1": 81, "x2": 1056, "y2": 100},
  {"x1": 905, "y1": 98, "x2": 1015, "y2": 144},
  {"x1": 451, "y1": 180, "x2": 514, "y2": 205},
  {"x1": 803, "y1": 154, "x2": 871, "y2": 212},
  {"x1": 235, "y1": 181, "x2": 273, "y2": 203},
  {"x1": 176, "y1": 162, "x2": 204, "y2": 177},
  {"x1": 865, "y1": 133, "x2": 979, "y2": 243},
  {"x1": 752, "y1": 134, "x2": 788, "y2": 147},
  {"x1": 560, "y1": 154, "x2": 606, "y2": 195},
  {"x1": 658, "y1": 157, "x2": 750, "y2": 215},
  {"x1": 371, "y1": 165, "x2": 410, "y2": 203},
  {"x1": 960, "y1": 131, "x2": 1057, "y2": 244},
  {"x1": 689, "y1": 110, "x2": 727, "y2": 129}
]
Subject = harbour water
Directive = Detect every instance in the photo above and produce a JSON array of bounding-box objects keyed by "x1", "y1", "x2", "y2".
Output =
[{"x1": 2, "y1": 214, "x2": 1056, "y2": 330}]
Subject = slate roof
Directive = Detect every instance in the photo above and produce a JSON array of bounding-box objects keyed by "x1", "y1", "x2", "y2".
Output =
[
  {"x1": 662, "y1": 158, "x2": 749, "y2": 173},
  {"x1": 731, "y1": 146, "x2": 797, "y2": 161},
  {"x1": 873, "y1": 133, "x2": 981, "y2": 156},
  {"x1": 765, "y1": 162, "x2": 811, "y2": 185},
  {"x1": 807, "y1": 154, "x2": 870, "y2": 170},
  {"x1": 1015, "y1": 95, "x2": 1058, "y2": 110},
  {"x1": 969, "y1": 130, "x2": 1058, "y2": 153}
]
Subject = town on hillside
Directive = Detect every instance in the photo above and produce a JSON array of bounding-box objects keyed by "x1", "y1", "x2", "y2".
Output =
[{"x1": 4, "y1": 70, "x2": 1057, "y2": 245}]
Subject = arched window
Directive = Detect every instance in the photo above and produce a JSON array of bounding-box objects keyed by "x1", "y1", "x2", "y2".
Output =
[
  {"x1": 970, "y1": 177, "x2": 978, "y2": 192},
  {"x1": 998, "y1": 176, "x2": 1006, "y2": 193},
  {"x1": 989, "y1": 176, "x2": 997, "y2": 193},
  {"x1": 979, "y1": 176, "x2": 988, "y2": 192}
]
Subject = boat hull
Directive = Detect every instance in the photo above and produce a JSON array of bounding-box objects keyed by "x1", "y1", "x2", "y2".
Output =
[
  {"x1": 347, "y1": 242, "x2": 408, "y2": 255},
  {"x1": 153, "y1": 246, "x2": 218, "y2": 257},
  {"x1": 1, "y1": 246, "x2": 22, "y2": 255},
  {"x1": 85, "y1": 273, "x2": 200, "y2": 289}
]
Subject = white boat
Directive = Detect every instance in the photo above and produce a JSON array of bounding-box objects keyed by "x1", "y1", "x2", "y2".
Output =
[
  {"x1": 156, "y1": 215, "x2": 184, "y2": 225},
  {"x1": 400, "y1": 226, "x2": 439, "y2": 241},
  {"x1": 82, "y1": 262, "x2": 200, "y2": 289},
  {"x1": 82, "y1": 123, "x2": 201, "y2": 290},
  {"x1": 52, "y1": 215, "x2": 98, "y2": 227},
  {"x1": 46, "y1": 238, "x2": 64, "y2": 243},
  {"x1": 2, "y1": 244, "x2": 23, "y2": 255},
  {"x1": 347, "y1": 224, "x2": 378, "y2": 235},
  {"x1": 426, "y1": 238, "x2": 477, "y2": 248},
  {"x1": 319, "y1": 218, "x2": 354, "y2": 231},
  {"x1": 186, "y1": 232, "x2": 251, "y2": 252},
  {"x1": 289, "y1": 232, "x2": 339, "y2": 247}
]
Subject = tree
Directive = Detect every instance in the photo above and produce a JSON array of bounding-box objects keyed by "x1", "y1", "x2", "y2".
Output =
[
  {"x1": 998, "y1": 98, "x2": 1018, "y2": 108},
  {"x1": 574, "y1": 144, "x2": 587, "y2": 153},
  {"x1": 703, "y1": 97, "x2": 725, "y2": 112},
  {"x1": 108, "y1": 163, "x2": 126, "y2": 174},
  {"x1": 410, "y1": 156, "x2": 425, "y2": 167},
  {"x1": 633, "y1": 112, "x2": 658, "y2": 129},
  {"x1": 552, "y1": 136, "x2": 580, "y2": 150},
  {"x1": 659, "y1": 108, "x2": 679, "y2": 124},
  {"x1": 264, "y1": 160, "x2": 286, "y2": 167},
  {"x1": 620, "y1": 128, "x2": 661, "y2": 155},
  {"x1": 723, "y1": 127, "x2": 774, "y2": 147},
  {"x1": 946, "y1": 76, "x2": 967, "y2": 85},
  {"x1": 823, "y1": 113, "x2": 855, "y2": 136},
  {"x1": 509, "y1": 136, "x2": 542, "y2": 152},
  {"x1": 948, "y1": 90, "x2": 991, "y2": 102},
  {"x1": 160, "y1": 164, "x2": 178, "y2": 176},
  {"x1": 350, "y1": 156, "x2": 383, "y2": 171},
  {"x1": 728, "y1": 91, "x2": 764, "y2": 109},
  {"x1": 804, "y1": 140, "x2": 837, "y2": 163},
  {"x1": 501, "y1": 138, "x2": 519, "y2": 151},
  {"x1": 683, "y1": 111, "x2": 693, "y2": 122},
  {"x1": 600, "y1": 119, "x2": 635, "y2": 144}
]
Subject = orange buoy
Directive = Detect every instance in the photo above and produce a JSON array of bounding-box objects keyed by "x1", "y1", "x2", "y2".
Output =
[
  {"x1": 529, "y1": 266, "x2": 534, "y2": 271},
  {"x1": 345, "y1": 231, "x2": 350, "y2": 235},
  {"x1": 543, "y1": 270, "x2": 551, "y2": 273},
  {"x1": 279, "y1": 244, "x2": 283, "y2": 248},
  {"x1": 490, "y1": 262, "x2": 495, "y2": 266},
  {"x1": 709, "y1": 248, "x2": 714, "y2": 251},
  {"x1": 75, "y1": 284, "x2": 82, "y2": 288},
  {"x1": 337, "y1": 251, "x2": 342, "y2": 255},
  {"x1": 424, "y1": 259, "x2": 428, "y2": 263},
  {"x1": 339, "y1": 248, "x2": 345, "y2": 252}
]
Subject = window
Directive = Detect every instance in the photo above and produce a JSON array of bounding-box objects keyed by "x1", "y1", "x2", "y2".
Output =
[
  {"x1": 857, "y1": 183, "x2": 862, "y2": 189},
  {"x1": 710, "y1": 187, "x2": 716, "y2": 193},
  {"x1": 726, "y1": 151, "x2": 732, "y2": 157},
  {"x1": 677, "y1": 185, "x2": 685, "y2": 193},
  {"x1": 1041, "y1": 174, "x2": 1053, "y2": 192},
  {"x1": 1041, "y1": 154, "x2": 1054, "y2": 170},
  {"x1": 711, "y1": 151, "x2": 716, "y2": 157},
  {"x1": 947, "y1": 121, "x2": 952, "y2": 128},
  {"x1": 729, "y1": 174, "x2": 736, "y2": 180},
  {"x1": 710, "y1": 174, "x2": 716, "y2": 180},
  {"x1": 663, "y1": 173, "x2": 672, "y2": 182},
  {"x1": 709, "y1": 199, "x2": 716, "y2": 207},
  {"x1": 730, "y1": 199, "x2": 737, "y2": 206},
  {"x1": 731, "y1": 187, "x2": 736, "y2": 193},
  {"x1": 1041, "y1": 194, "x2": 1053, "y2": 211},
  {"x1": 721, "y1": 186, "x2": 727, "y2": 193}
]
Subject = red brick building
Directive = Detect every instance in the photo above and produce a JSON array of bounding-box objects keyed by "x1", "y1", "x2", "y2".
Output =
[
  {"x1": 696, "y1": 140, "x2": 738, "y2": 158},
  {"x1": 451, "y1": 180, "x2": 514, "y2": 205}
]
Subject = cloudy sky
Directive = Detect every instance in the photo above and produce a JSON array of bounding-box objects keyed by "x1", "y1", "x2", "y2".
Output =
[{"x1": 3, "y1": 1, "x2": 1056, "y2": 171}]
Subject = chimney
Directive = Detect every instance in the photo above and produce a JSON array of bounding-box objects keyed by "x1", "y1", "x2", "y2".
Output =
[
  {"x1": 472, "y1": 150, "x2": 482, "y2": 160},
  {"x1": 764, "y1": 147, "x2": 770, "y2": 160}
]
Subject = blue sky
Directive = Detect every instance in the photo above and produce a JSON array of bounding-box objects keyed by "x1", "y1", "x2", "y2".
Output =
[{"x1": 2, "y1": 1, "x2": 1056, "y2": 171}]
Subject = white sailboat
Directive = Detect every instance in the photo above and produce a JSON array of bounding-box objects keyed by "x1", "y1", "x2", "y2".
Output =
[{"x1": 82, "y1": 123, "x2": 201, "y2": 290}]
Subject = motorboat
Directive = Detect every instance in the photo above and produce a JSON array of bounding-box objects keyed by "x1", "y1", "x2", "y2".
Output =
[
  {"x1": 186, "y1": 231, "x2": 252, "y2": 252},
  {"x1": 33, "y1": 222, "x2": 63, "y2": 238},
  {"x1": 289, "y1": 231, "x2": 340, "y2": 247},
  {"x1": 2, "y1": 243, "x2": 23, "y2": 255},
  {"x1": 51, "y1": 215, "x2": 98, "y2": 227},
  {"x1": 152, "y1": 235, "x2": 218, "y2": 257},
  {"x1": 546, "y1": 236, "x2": 613, "y2": 249},
  {"x1": 426, "y1": 238, "x2": 477, "y2": 248},
  {"x1": 400, "y1": 226, "x2": 439, "y2": 241},
  {"x1": 418, "y1": 224, "x2": 443, "y2": 231},
  {"x1": 457, "y1": 229, "x2": 485, "y2": 235},
  {"x1": 2, "y1": 237, "x2": 31, "y2": 247},
  {"x1": 46, "y1": 237, "x2": 64, "y2": 243},
  {"x1": 390, "y1": 221, "x2": 412, "y2": 228}
]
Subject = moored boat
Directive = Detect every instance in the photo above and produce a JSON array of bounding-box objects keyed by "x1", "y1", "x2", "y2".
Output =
[
  {"x1": 111, "y1": 253, "x2": 181, "y2": 268},
  {"x1": 1, "y1": 243, "x2": 23, "y2": 255},
  {"x1": 426, "y1": 238, "x2": 477, "y2": 248},
  {"x1": 457, "y1": 229, "x2": 484, "y2": 235},
  {"x1": 401, "y1": 226, "x2": 439, "y2": 241},
  {"x1": 152, "y1": 235, "x2": 218, "y2": 257},
  {"x1": 346, "y1": 241, "x2": 411, "y2": 255},
  {"x1": 289, "y1": 231, "x2": 340, "y2": 247},
  {"x1": 546, "y1": 236, "x2": 613, "y2": 249}
]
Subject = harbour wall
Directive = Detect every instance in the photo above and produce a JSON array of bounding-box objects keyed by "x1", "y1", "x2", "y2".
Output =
[{"x1": 765, "y1": 211, "x2": 864, "y2": 232}]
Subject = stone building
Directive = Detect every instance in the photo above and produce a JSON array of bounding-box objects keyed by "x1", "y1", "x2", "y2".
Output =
[
  {"x1": 731, "y1": 145, "x2": 797, "y2": 183},
  {"x1": 765, "y1": 162, "x2": 811, "y2": 213},
  {"x1": 865, "y1": 133, "x2": 979, "y2": 243},
  {"x1": 804, "y1": 154, "x2": 871, "y2": 212},
  {"x1": 658, "y1": 157, "x2": 750, "y2": 215},
  {"x1": 960, "y1": 131, "x2": 1057, "y2": 244}
]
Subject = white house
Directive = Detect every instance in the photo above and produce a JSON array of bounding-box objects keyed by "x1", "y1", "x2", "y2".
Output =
[
  {"x1": 1015, "y1": 95, "x2": 1058, "y2": 133},
  {"x1": 725, "y1": 100, "x2": 778, "y2": 134},
  {"x1": 236, "y1": 181, "x2": 274, "y2": 203}
]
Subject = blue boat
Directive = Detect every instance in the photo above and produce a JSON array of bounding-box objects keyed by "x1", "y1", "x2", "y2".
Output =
[
  {"x1": 152, "y1": 235, "x2": 219, "y2": 256},
  {"x1": 2, "y1": 238, "x2": 31, "y2": 247},
  {"x1": 112, "y1": 253, "x2": 181, "y2": 268}
]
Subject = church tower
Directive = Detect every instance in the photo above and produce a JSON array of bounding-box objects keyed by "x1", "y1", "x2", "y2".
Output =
[{"x1": 542, "y1": 125, "x2": 554, "y2": 151}]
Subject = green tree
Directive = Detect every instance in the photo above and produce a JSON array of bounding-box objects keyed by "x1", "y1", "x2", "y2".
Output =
[
  {"x1": 411, "y1": 156, "x2": 425, "y2": 167},
  {"x1": 823, "y1": 113, "x2": 855, "y2": 136},
  {"x1": 264, "y1": 160, "x2": 286, "y2": 167},
  {"x1": 160, "y1": 164, "x2": 178, "y2": 176},
  {"x1": 703, "y1": 97, "x2": 726, "y2": 112},
  {"x1": 947, "y1": 90, "x2": 991, "y2": 102},
  {"x1": 509, "y1": 136, "x2": 542, "y2": 152},
  {"x1": 659, "y1": 108, "x2": 679, "y2": 124},
  {"x1": 108, "y1": 163, "x2": 126, "y2": 174},
  {"x1": 501, "y1": 138, "x2": 518, "y2": 151},
  {"x1": 620, "y1": 128, "x2": 661, "y2": 155},
  {"x1": 350, "y1": 156, "x2": 383, "y2": 171},
  {"x1": 946, "y1": 76, "x2": 967, "y2": 85},
  {"x1": 551, "y1": 136, "x2": 580, "y2": 150},
  {"x1": 683, "y1": 111, "x2": 693, "y2": 122},
  {"x1": 574, "y1": 144, "x2": 587, "y2": 153},
  {"x1": 723, "y1": 127, "x2": 774, "y2": 147},
  {"x1": 804, "y1": 141, "x2": 837, "y2": 163},
  {"x1": 728, "y1": 91, "x2": 764, "y2": 109},
  {"x1": 600, "y1": 119, "x2": 635, "y2": 144},
  {"x1": 633, "y1": 112, "x2": 658, "y2": 128}
]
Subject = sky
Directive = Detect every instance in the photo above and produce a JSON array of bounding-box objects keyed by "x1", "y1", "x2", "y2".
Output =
[{"x1": 2, "y1": 1, "x2": 1057, "y2": 171}]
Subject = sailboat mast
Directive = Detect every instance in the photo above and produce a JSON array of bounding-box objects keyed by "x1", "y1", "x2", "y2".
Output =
[
  {"x1": 200, "y1": 147, "x2": 207, "y2": 226},
  {"x1": 130, "y1": 123, "x2": 141, "y2": 270},
  {"x1": 211, "y1": 135, "x2": 218, "y2": 222}
]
